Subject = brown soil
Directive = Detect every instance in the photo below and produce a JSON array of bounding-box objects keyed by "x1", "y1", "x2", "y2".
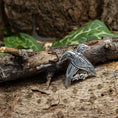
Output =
[{"x1": 0, "y1": 61, "x2": 118, "y2": 118}]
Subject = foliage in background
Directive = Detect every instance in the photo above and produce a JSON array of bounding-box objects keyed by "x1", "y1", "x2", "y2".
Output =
[
  {"x1": 0, "y1": 52, "x2": 8, "y2": 55},
  {"x1": 0, "y1": 27, "x2": 43, "y2": 55},
  {"x1": 2, "y1": 33, "x2": 42, "y2": 51},
  {"x1": 52, "y1": 20, "x2": 118, "y2": 47}
]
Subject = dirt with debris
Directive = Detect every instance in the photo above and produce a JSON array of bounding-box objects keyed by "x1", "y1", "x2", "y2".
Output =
[{"x1": 0, "y1": 62, "x2": 118, "y2": 118}]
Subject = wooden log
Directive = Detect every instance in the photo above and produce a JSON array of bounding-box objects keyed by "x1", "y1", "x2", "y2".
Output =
[{"x1": 0, "y1": 37, "x2": 118, "y2": 83}]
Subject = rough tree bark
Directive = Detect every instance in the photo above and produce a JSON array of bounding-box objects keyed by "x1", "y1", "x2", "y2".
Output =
[
  {"x1": 0, "y1": 0, "x2": 9, "y2": 40},
  {"x1": 0, "y1": 37, "x2": 118, "y2": 83},
  {"x1": 2, "y1": 0, "x2": 116, "y2": 40},
  {"x1": 0, "y1": 0, "x2": 5, "y2": 39},
  {"x1": 101, "y1": 0, "x2": 118, "y2": 30}
]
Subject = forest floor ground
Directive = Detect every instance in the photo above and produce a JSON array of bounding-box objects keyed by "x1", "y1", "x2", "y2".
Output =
[{"x1": 0, "y1": 61, "x2": 118, "y2": 118}]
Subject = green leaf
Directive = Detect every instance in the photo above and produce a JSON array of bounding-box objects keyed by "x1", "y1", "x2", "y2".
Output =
[
  {"x1": 52, "y1": 20, "x2": 118, "y2": 47},
  {"x1": 0, "y1": 52, "x2": 8, "y2": 55},
  {"x1": 2, "y1": 33, "x2": 43, "y2": 51}
]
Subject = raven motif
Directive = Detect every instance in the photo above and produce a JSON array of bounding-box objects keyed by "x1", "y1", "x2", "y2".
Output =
[{"x1": 60, "y1": 44, "x2": 96, "y2": 88}]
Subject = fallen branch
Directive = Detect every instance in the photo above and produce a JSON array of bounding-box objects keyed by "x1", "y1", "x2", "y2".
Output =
[{"x1": 0, "y1": 37, "x2": 118, "y2": 83}]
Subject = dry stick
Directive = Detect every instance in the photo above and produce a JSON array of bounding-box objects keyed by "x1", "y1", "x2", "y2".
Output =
[{"x1": 0, "y1": 37, "x2": 118, "y2": 83}]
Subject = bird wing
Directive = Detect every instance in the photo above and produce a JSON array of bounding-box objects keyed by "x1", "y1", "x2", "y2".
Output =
[
  {"x1": 65, "y1": 63, "x2": 78, "y2": 88},
  {"x1": 71, "y1": 52, "x2": 96, "y2": 75},
  {"x1": 66, "y1": 63, "x2": 78, "y2": 78}
]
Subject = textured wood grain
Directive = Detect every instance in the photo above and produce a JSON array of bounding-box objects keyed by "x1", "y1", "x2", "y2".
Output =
[{"x1": 0, "y1": 37, "x2": 118, "y2": 82}]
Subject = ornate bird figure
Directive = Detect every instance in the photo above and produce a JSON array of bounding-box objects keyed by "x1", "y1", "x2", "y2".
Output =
[{"x1": 60, "y1": 44, "x2": 96, "y2": 88}]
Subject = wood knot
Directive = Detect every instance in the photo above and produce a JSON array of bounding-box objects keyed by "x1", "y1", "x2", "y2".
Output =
[
  {"x1": 104, "y1": 40, "x2": 111, "y2": 49},
  {"x1": 104, "y1": 44, "x2": 110, "y2": 49}
]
